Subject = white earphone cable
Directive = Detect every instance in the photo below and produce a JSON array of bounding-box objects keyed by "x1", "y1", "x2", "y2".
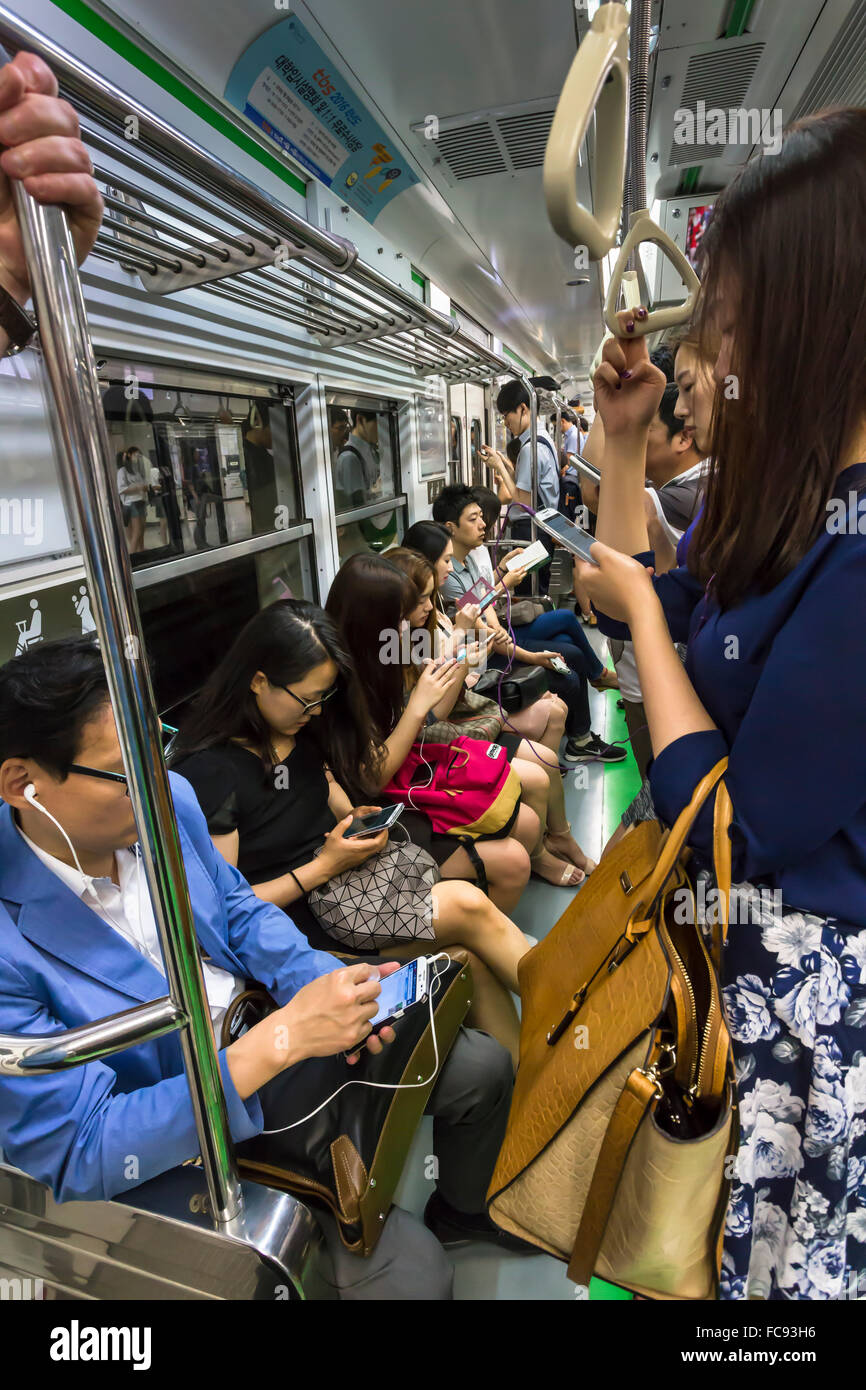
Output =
[{"x1": 260, "y1": 952, "x2": 452, "y2": 1135}]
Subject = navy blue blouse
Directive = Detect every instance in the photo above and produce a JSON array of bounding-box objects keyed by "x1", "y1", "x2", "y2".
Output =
[{"x1": 596, "y1": 462, "x2": 866, "y2": 928}]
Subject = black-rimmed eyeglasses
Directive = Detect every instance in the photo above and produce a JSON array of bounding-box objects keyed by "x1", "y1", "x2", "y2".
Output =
[
  {"x1": 282, "y1": 685, "x2": 338, "y2": 715},
  {"x1": 68, "y1": 763, "x2": 129, "y2": 794}
]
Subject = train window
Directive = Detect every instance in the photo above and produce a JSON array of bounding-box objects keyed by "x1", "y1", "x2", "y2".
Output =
[
  {"x1": 417, "y1": 395, "x2": 447, "y2": 480},
  {"x1": 470, "y1": 418, "x2": 484, "y2": 486},
  {"x1": 136, "y1": 540, "x2": 316, "y2": 719},
  {"x1": 0, "y1": 350, "x2": 76, "y2": 580},
  {"x1": 327, "y1": 391, "x2": 407, "y2": 564},
  {"x1": 99, "y1": 363, "x2": 302, "y2": 568},
  {"x1": 449, "y1": 415, "x2": 463, "y2": 485}
]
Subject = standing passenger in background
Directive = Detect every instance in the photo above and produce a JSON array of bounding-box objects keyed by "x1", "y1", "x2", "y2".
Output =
[{"x1": 335, "y1": 409, "x2": 381, "y2": 510}]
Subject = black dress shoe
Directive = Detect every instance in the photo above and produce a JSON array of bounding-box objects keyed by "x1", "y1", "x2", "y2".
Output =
[{"x1": 423, "y1": 1189, "x2": 543, "y2": 1255}]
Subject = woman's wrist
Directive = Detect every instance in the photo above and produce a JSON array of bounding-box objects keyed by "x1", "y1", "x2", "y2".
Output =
[{"x1": 625, "y1": 581, "x2": 663, "y2": 631}]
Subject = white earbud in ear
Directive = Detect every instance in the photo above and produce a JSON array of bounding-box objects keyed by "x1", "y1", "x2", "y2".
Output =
[{"x1": 21, "y1": 783, "x2": 94, "y2": 893}]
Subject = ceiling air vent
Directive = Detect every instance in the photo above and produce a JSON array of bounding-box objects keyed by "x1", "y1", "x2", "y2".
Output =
[
  {"x1": 411, "y1": 99, "x2": 557, "y2": 182},
  {"x1": 791, "y1": 3, "x2": 866, "y2": 119},
  {"x1": 496, "y1": 110, "x2": 555, "y2": 170},
  {"x1": 668, "y1": 42, "x2": 765, "y2": 166},
  {"x1": 434, "y1": 123, "x2": 507, "y2": 180}
]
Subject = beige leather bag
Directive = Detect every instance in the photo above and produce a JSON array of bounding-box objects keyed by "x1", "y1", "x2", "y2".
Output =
[{"x1": 488, "y1": 759, "x2": 739, "y2": 1300}]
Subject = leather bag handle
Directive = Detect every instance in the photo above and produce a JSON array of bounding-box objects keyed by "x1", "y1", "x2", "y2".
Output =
[
  {"x1": 626, "y1": 757, "x2": 728, "y2": 934},
  {"x1": 710, "y1": 779, "x2": 734, "y2": 967},
  {"x1": 567, "y1": 1067, "x2": 657, "y2": 1287}
]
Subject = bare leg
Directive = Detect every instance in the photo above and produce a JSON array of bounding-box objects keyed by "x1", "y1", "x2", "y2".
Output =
[
  {"x1": 601, "y1": 818, "x2": 630, "y2": 858},
  {"x1": 386, "y1": 939, "x2": 521, "y2": 1069},
  {"x1": 512, "y1": 755, "x2": 583, "y2": 886},
  {"x1": 439, "y1": 835, "x2": 530, "y2": 914},
  {"x1": 431, "y1": 878, "x2": 531, "y2": 995}
]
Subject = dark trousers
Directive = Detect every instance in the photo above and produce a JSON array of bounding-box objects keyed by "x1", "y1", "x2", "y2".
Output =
[
  {"x1": 622, "y1": 698, "x2": 653, "y2": 781},
  {"x1": 313, "y1": 1027, "x2": 512, "y2": 1299},
  {"x1": 508, "y1": 609, "x2": 604, "y2": 739}
]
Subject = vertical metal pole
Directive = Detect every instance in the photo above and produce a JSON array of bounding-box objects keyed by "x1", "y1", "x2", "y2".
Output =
[
  {"x1": 525, "y1": 377, "x2": 540, "y2": 598},
  {"x1": 9, "y1": 161, "x2": 243, "y2": 1222}
]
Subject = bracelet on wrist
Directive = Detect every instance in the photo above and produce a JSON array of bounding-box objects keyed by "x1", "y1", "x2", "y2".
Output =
[{"x1": 288, "y1": 868, "x2": 307, "y2": 897}]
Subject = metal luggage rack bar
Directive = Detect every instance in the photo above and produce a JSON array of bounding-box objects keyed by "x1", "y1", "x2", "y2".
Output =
[{"x1": 0, "y1": 6, "x2": 512, "y2": 385}]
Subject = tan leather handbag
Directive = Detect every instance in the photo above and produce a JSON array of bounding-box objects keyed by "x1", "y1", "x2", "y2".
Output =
[{"x1": 488, "y1": 758, "x2": 739, "y2": 1300}]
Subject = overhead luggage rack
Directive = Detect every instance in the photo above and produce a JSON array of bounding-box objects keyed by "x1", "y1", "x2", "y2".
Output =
[{"x1": 0, "y1": 6, "x2": 509, "y2": 386}]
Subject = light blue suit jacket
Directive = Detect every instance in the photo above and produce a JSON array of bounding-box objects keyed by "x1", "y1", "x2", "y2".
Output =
[{"x1": 0, "y1": 772, "x2": 339, "y2": 1202}]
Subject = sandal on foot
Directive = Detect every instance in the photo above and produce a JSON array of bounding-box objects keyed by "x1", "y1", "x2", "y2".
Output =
[
  {"x1": 544, "y1": 828, "x2": 596, "y2": 877},
  {"x1": 531, "y1": 848, "x2": 585, "y2": 888}
]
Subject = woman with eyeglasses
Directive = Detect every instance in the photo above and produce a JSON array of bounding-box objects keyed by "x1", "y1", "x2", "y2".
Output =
[{"x1": 171, "y1": 599, "x2": 531, "y2": 1064}]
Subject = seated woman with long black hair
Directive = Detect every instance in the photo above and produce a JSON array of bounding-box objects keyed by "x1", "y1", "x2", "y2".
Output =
[{"x1": 170, "y1": 600, "x2": 530, "y2": 1063}]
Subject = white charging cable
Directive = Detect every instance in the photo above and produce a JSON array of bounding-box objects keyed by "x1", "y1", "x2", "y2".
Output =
[
  {"x1": 261, "y1": 951, "x2": 453, "y2": 1134},
  {"x1": 406, "y1": 720, "x2": 434, "y2": 812}
]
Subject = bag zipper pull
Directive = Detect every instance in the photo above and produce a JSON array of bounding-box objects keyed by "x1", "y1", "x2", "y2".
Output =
[{"x1": 546, "y1": 987, "x2": 587, "y2": 1045}]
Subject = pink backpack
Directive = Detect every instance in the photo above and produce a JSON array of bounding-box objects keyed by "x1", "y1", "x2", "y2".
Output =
[{"x1": 385, "y1": 736, "x2": 521, "y2": 839}]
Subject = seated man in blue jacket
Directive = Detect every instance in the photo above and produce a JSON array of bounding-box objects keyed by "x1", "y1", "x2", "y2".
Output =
[{"x1": 0, "y1": 638, "x2": 516, "y2": 1299}]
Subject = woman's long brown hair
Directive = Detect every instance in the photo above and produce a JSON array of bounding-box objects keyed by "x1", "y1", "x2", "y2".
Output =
[
  {"x1": 691, "y1": 107, "x2": 866, "y2": 609},
  {"x1": 387, "y1": 547, "x2": 438, "y2": 694},
  {"x1": 325, "y1": 552, "x2": 420, "y2": 745}
]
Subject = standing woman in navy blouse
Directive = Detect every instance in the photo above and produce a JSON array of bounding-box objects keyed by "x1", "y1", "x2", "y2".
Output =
[{"x1": 580, "y1": 108, "x2": 866, "y2": 1301}]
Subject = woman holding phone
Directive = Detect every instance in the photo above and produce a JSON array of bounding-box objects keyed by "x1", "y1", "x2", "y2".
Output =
[
  {"x1": 577, "y1": 109, "x2": 866, "y2": 1300},
  {"x1": 389, "y1": 544, "x2": 596, "y2": 883},
  {"x1": 170, "y1": 600, "x2": 531, "y2": 1062}
]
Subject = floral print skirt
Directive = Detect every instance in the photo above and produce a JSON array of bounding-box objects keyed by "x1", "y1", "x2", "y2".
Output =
[{"x1": 720, "y1": 885, "x2": 866, "y2": 1299}]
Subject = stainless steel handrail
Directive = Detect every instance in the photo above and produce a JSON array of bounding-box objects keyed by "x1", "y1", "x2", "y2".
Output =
[
  {"x1": 0, "y1": 998, "x2": 184, "y2": 1074},
  {"x1": 0, "y1": 41, "x2": 243, "y2": 1225}
]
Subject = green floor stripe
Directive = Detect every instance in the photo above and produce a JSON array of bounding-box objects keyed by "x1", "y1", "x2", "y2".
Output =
[
  {"x1": 599, "y1": 690, "x2": 643, "y2": 844},
  {"x1": 588, "y1": 686, "x2": 642, "y2": 1302}
]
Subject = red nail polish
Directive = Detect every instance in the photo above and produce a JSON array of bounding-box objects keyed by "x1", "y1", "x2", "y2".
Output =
[
  {"x1": 626, "y1": 321, "x2": 635, "y2": 332},
  {"x1": 621, "y1": 370, "x2": 633, "y2": 380}
]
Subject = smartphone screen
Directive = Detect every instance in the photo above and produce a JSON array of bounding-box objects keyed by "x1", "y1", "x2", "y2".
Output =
[
  {"x1": 477, "y1": 588, "x2": 499, "y2": 613},
  {"x1": 345, "y1": 805, "x2": 403, "y2": 839},
  {"x1": 534, "y1": 510, "x2": 598, "y2": 564},
  {"x1": 371, "y1": 959, "x2": 423, "y2": 1026}
]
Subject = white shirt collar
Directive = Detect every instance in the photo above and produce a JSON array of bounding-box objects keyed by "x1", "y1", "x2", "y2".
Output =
[
  {"x1": 657, "y1": 457, "x2": 710, "y2": 491},
  {"x1": 16, "y1": 819, "x2": 135, "y2": 899}
]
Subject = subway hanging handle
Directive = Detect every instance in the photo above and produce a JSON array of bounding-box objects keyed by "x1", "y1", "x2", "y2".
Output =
[
  {"x1": 543, "y1": 3, "x2": 630, "y2": 262},
  {"x1": 603, "y1": 208, "x2": 701, "y2": 337}
]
